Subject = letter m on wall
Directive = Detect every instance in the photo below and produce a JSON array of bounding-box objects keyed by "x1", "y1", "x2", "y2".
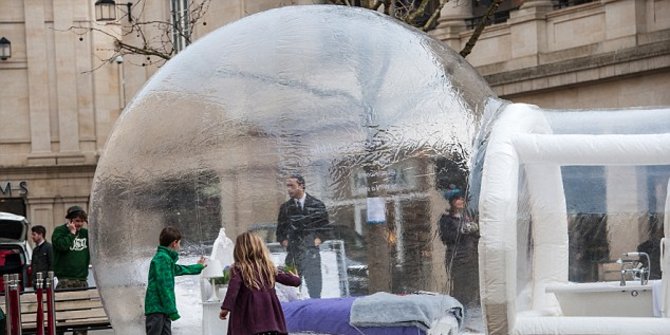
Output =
[{"x1": 0, "y1": 182, "x2": 11, "y2": 196}]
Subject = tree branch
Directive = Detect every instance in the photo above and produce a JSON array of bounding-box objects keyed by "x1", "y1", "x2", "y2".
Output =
[
  {"x1": 407, "y1": 0, "x2": 432, "y2": 24},
  {"x1": 460, "y1": 0, "x2": 503, "y2": 58},
  {"x1": 69, "y1": 0, "x2": 210, "y2": 69},
  {"x1": 421, "y1": 0, "x2": 448, "y2": 32}
]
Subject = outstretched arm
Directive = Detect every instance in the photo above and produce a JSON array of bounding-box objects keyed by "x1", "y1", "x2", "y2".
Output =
[{"x1": 277, "y1": 271, "x2": 301, "y2": 287}]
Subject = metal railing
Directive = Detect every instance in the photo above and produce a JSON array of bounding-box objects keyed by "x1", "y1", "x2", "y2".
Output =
[
  {"x1": 465, "y1": 9, "x2": 516, "y2": 30},
  {"x1": 554, "y1": 0, "x2": 595, "y2": 9}
]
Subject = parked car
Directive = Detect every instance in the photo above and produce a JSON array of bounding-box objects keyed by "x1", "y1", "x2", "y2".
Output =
[
  {"x1": 0, "y1": 212, "x2": 32, "y2": 292},
  {"x1": 248, "y1": 223, "x2": 369, "y2": 296}
]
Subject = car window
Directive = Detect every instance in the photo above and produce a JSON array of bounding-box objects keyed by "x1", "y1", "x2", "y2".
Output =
[
  {"x1": 0, "y1": 247, "x2": 26, "y2": 271},
  {"x1": 0, "y1": 219, "x2": 26, "y2": 240}
]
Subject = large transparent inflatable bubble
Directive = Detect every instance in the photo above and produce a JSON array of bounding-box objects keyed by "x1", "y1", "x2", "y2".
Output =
[{"x1": 89, "y1": 5, "x2": 499, "y2": 334}]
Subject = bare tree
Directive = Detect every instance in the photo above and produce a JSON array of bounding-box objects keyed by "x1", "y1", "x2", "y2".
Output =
[
  {"x1": 326, "y1": 0, "x2": 506, "y2": 58},
  {"x1": 459, "y1": 0, "x2": 503, "y2": 57},
  {"x1": 326, "y1": 0, "x2": 447, "y2": 32},
  {"x1": 73, "y1": 0, "x2": 501, "y2": 69},
  {"x1": 70, "y1": 0, "x2": 210, "y2": 68}
]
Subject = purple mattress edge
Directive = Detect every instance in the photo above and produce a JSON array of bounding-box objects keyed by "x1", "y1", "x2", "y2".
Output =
[{"x1": 282, "y1": 297, "x2": 426, "y2": 335}]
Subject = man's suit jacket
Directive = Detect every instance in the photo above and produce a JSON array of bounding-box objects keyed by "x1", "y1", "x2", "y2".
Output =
[{"x1": 276, "y1": 193, "x2": 329, "y2": 256}]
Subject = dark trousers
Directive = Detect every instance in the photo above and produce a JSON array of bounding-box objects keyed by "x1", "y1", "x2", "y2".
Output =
[
  {"x1": 287, "y1": 247, "x2": 322, "y2": 298},
  {"x1": 146, "y1": 313, "x2": 172, "y2": 335},
  {"x1": 301, "y1": 247, "x2": 322, "y2": 298},
  {"x1": 56, "y1": 279, "x2": 89, "y2": 335},
  {"x1": 445, "y1": 249, "x2": 480, "y2": 308}
]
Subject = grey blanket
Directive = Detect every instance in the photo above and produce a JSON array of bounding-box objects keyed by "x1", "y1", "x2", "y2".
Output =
[{"x1": 349, "y1": 292, "x2": 464, "y2": 331}]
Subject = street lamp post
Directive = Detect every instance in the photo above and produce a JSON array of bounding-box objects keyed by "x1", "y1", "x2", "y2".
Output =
[
  {"x1": 0, "y1": 37, "x2": 11, "y2": 60},
  {"x1": 94, "y1": 0, "x2": 133, "y2": 22}
]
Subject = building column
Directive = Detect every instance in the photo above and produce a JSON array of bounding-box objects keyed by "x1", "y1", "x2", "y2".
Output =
[
  {"x1": 430, "y1": 0, "x2": 472, "y2": 51},
  {"x1": 602, "y1": 0, "x2": 646, "y2": 51},
  {"x1": 24, "y1": 0, "x2": 53, "y2": 163},
  {"x1": 54, "y1": 0, "x2": 81, "y2": 155},
  {"x1": 91, "y1": 22, "x2": 123, "y2": 156},
  {"x1": 506, "y1": 0, "x2": 553, "y2": 68}
]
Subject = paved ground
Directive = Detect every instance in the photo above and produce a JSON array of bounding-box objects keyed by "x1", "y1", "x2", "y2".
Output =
[{"x1": 86, "y1": 329, "x2": 484, "y2": 334}]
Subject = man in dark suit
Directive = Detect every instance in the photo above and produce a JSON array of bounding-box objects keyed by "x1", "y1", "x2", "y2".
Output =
[
  {"x1": 277, "y1": 174, "x2": 329, "y2": 298},
  {"x1": 30, "y1": 225, "x2": 53, "y2": 289}
]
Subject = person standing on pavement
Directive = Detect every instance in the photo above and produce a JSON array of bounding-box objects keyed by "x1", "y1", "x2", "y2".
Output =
[
  {"x1": 0, "y1": 305, "x2": 5, "y2": 335},
  {"x1": 276, "y1": 174, "x2": 329, "y2": 298},
  {"x1": 53, "y1": 206, "x2": 90, "y2": 289},
  {"x1": 52, "y1": 205, "x2": 90, "y2": 335},
  {"x1": 145, "y1": 226, "x2": 206, "y2": 335},
  {"x1": 219, "y1": 232, "x2": 301, "y2": 335},
  {"x1": 30, "y1": 225, "x2": 53, "y2": 288},
  {"x1": 438, "y1": 188, "x2": 480, "y2": 308}
]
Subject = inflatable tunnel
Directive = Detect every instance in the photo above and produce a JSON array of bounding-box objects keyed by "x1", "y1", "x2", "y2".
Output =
[{"x1": 478, "y1": 104, "x2": 670, "y2": 334}]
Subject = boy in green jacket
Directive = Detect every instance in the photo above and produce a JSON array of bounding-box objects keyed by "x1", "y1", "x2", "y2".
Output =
[
  {"x1": 1, "y1": 305, "x2": 5, "y2": 335},
  {"x1": 145, "y1": 226, "x2": 206, "y2": 335}
]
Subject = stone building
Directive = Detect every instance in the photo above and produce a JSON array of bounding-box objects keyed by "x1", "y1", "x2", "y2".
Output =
[{"x1": 0, "y1": 0, "x2": 668, "y2": 261}]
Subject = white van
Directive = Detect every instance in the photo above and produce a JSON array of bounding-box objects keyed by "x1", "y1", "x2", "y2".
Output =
[{"x1": 0, "y1": 212, "x2": 32, "y2": 292}]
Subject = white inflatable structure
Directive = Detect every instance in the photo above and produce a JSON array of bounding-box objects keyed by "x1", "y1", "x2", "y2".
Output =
[
  {"x1": 86, "y1": 4, "x2": 670, "y2": 335},
  {"x1": 478, "y1": 103, "x2": 670, "y2": 334}
]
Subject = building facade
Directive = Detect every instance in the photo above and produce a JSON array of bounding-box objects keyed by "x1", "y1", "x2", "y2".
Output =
[{"x1": 1, "y1": 0, "x2": 668, "y2": 262}]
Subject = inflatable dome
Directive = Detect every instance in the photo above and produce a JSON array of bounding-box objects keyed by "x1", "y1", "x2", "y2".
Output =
[{"x1": 89, "y1": 5, "x2": 498, "y2": 334}]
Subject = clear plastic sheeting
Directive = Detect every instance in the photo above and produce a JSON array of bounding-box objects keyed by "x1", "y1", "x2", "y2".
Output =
[
  {"x1": 89, "y1": 5, "x2": 498, "y2": 334},
  {"x1": 479, "y1": 104, "x2": 670, "y2": 334}
]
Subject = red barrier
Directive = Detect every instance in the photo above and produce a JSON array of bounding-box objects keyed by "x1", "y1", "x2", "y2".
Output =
[
  {"x1": 8, "y1": 273, "x2": 22, "y2": 335},
  {"x1": 45, "y1": 272, "x2": 55, "y2": 335},
  {"x1": 35, "y1": 273, "x2": 44, "y2": 335},
  {"x1": 3, "y1": 274, "x2": 11, "y2": 335}
]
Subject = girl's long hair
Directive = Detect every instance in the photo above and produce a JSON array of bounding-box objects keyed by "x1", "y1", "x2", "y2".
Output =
[{"x1": 233, "y1": 232, "x2": 277, "y2": 290}]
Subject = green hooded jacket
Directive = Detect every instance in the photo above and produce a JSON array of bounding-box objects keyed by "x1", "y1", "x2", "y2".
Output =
[
  {"x1": 52, "y1": 223, "x2": 90, "y2": 281},
  {"x1": 144, "y1": 246, "x2": 204, "y2": 320}
]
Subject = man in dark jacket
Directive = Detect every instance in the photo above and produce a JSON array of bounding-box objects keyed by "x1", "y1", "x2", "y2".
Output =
[
  {"x1": 439, "y1": 191, "x2": 480, "y2": 308},
  {"x1": 277, "y1": 175, "x2": 329, "y2": 298},
  {"x1": 30, "y1": 225, "x2": 53, "y2": 288}
]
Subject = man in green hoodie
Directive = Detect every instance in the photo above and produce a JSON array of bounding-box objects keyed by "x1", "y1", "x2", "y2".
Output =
[
  {"x1": 53, "y1": 206, "x2": 90, "y2": 288},
  {"x1": 145, "y1": 226, "x2": 206, "y2": 335},
  {"x1": 52, "y1": 205, "x2": 90, "y2": 335}
]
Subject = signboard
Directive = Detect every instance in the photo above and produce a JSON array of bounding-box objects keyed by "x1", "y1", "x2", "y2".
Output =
[
  {"x1": 366, "y1": 197, "x2": 386, "y2": 224},
  {"x1": 0, "y1": 181, "x2": 28, "y2": 197}
]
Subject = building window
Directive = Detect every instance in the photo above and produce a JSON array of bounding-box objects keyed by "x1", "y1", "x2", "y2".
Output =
[{"x1": 170, "y1": 0, "x2": 190, "y2": 53}]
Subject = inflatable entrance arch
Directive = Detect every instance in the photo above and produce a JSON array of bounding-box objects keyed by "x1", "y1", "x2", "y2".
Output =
[{"x1": 478, "y1": 103, "x2": 670, "y2": 334}]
